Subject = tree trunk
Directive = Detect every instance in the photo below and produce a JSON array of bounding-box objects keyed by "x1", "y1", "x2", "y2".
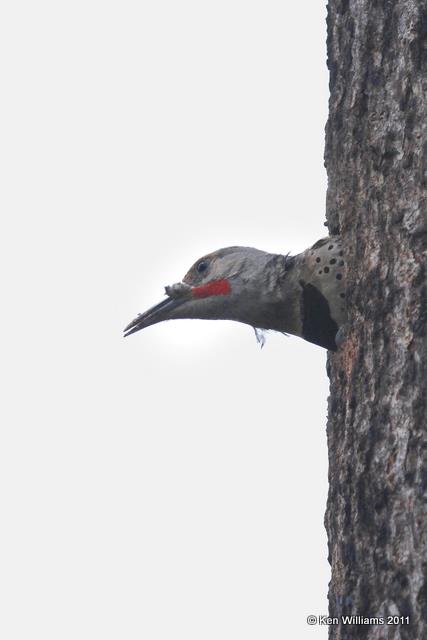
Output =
[{"x1": 324, "y1": 1, "x2": 427, "y2": 639}]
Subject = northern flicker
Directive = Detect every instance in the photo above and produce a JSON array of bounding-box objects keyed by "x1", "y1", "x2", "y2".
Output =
[{"x1": 124, "y1": 236, "x2": 346, "y2": 350}]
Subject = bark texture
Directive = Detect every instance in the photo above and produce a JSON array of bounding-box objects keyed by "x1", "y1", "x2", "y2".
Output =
[{"x1": 324, "y1": 1, "x2": 427, "y2": 638}]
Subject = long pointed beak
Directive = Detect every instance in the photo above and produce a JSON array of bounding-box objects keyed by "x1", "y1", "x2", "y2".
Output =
[{"x1": 124, "y1": 283, "x2": 192, "y2": 337}]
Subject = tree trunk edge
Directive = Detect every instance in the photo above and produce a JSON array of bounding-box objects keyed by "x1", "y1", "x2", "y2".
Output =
[{"x1": 324, "y1": 1, "x2": 427, "y2": 639}]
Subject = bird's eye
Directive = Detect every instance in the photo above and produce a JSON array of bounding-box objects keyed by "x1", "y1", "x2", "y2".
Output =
[{"x1": 196, "y1": 260, "x2": 209, "y2": 274}]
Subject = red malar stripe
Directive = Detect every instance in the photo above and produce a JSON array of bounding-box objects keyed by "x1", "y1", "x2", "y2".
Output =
[{"x1": 192, "y1": 279, "x2": 231, "y2": 299}]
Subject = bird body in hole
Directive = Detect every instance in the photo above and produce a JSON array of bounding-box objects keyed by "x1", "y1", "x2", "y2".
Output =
[{"x1": 124, "y1": 236, "x2": 346, "y2": 350}]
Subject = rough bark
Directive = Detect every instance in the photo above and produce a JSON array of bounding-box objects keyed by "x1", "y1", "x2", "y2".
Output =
[{"x1": 324, "y1": 1, "x2": 427, "y2": 639}]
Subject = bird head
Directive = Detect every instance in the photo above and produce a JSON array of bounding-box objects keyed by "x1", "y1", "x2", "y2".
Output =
[{"x1": 124, "y1": 246, "x2": 292, "y2": 337}]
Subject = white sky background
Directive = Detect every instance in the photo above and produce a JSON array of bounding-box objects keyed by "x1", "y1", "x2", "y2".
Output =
[{"x1": 2, "y1": 2, "x2": 331, "y2": 638}]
